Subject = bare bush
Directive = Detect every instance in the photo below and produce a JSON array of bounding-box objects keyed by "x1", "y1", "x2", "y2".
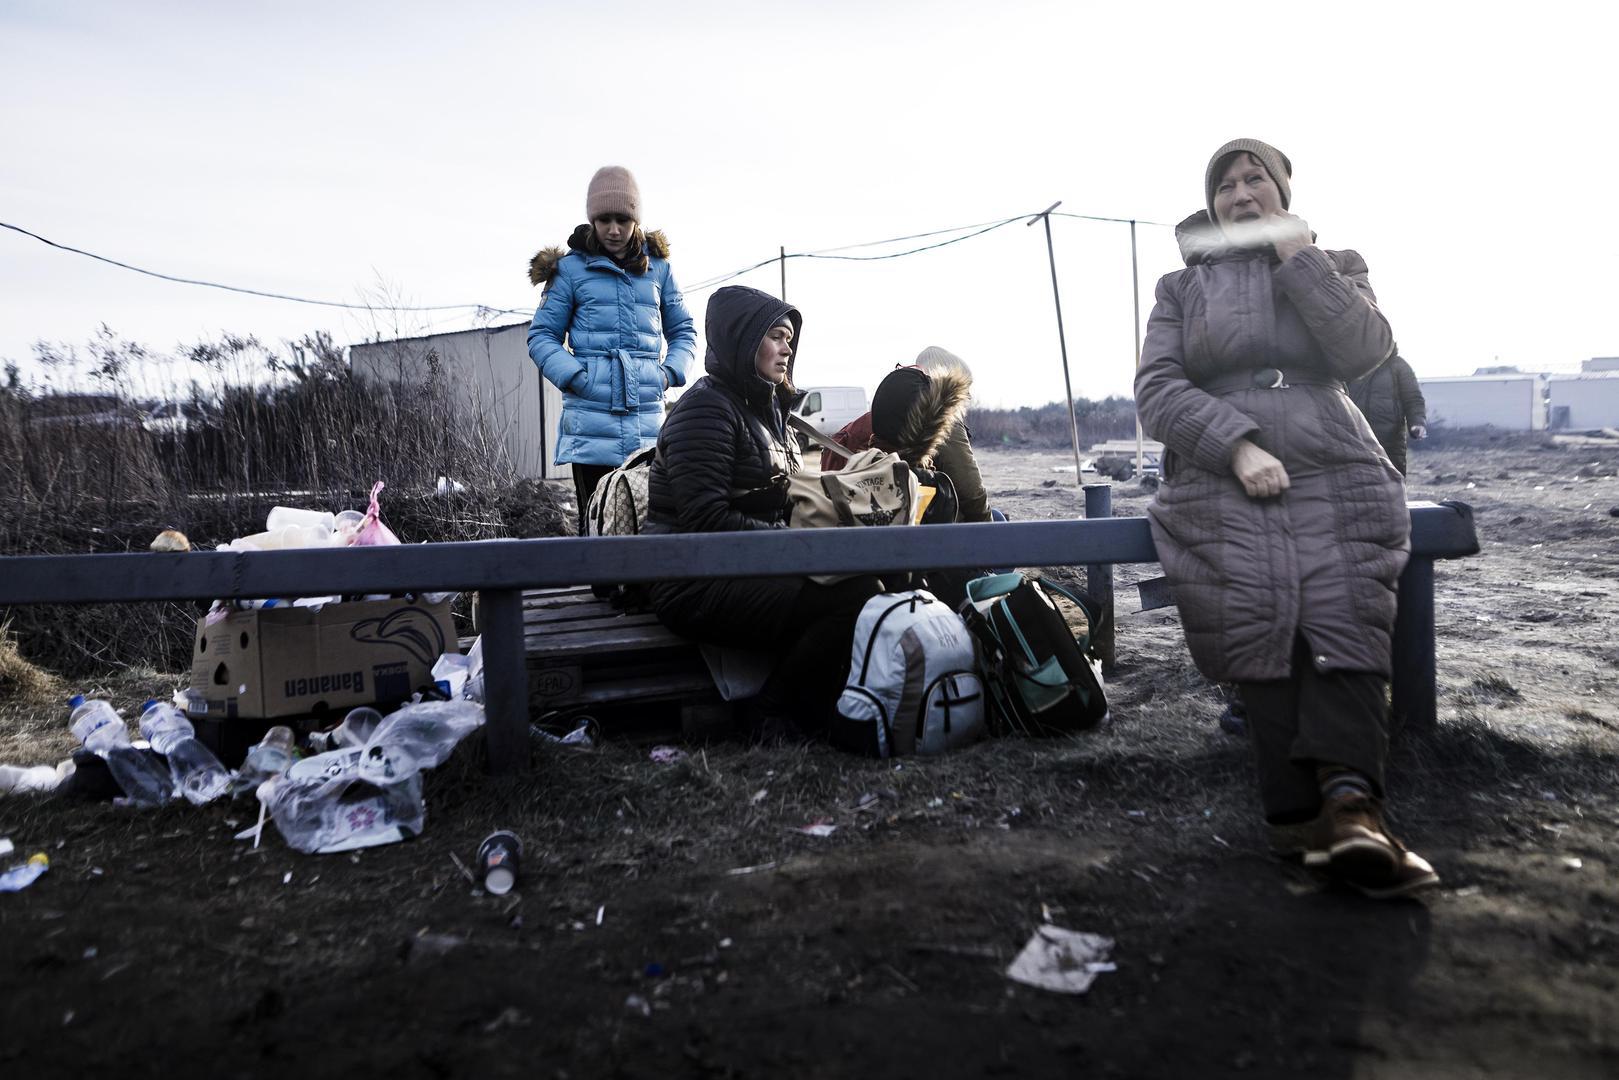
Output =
[{"x1": 0, "y1": 327, "x2": 568, "y2": 674}]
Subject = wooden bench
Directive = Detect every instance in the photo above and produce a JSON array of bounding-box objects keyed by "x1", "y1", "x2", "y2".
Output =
[
  {"x1": 514, "y1": 587, "x2": 722, "y2": 726},
  {"x1": 0, "y1": 501, "x2": 1481, "y2": 774}
]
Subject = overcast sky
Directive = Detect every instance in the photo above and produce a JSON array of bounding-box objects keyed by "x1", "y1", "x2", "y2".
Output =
[{"x1": 3, "y1": 0, "x2": 1615, "y2": 408}]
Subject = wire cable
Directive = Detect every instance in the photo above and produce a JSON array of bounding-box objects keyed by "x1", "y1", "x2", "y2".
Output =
[{"x1": 1, "y1": 220, "x2": 498, "y2": 313}]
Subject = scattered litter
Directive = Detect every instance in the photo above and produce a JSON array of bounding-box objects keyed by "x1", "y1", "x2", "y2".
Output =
[
  {"x1": 625, "y1": 993, "x2": 652, "y2": 1018},
  {"x1": 282, "y1": 872, "x2": 293, "y2": 885},
  {"x1": 792, "y1": 820, "x2": 838, "y2": 838},
  {"x1": 596, "y1": 904, "x2": 605, "y2": 926},
  {"x1": 478, "y1": 831, "x2": 522, "y2": 896},
  {"x1": 1563, "y1": 857, "x2": 1584, "y2": 871},
  {"x1": 0, "y1": 763, "x2": 64, "y2": 796},
  {"x1": 926, "y1": 797, "x2": 945, "y2": 808},
  {"x1": 1453, "y1": 885, "x2": 1482, "y2": 898},
  {"x1": 644, "y1": 962, "x2": 665, "y2": 978},
  {"x1": 750, "y1": 788, "x2": 769, "y2": 805},
  {"x1": 726, "y1": 861, "x2": 779, "y2": 876},
  {"x1": 448, "y1": 851, "x2": 477, "y2": 887},
  {"x1": 1211, "y1": 834, "x2": 1231, "y2": 848},
  {"x1": 0, "y1": 853, "x2": 50, "y2": 893},
  {"x1": 719, "y1": 937, "x2": 733, "y2": 948},
  {"x1": 1005, "y1": 925, "x2": 1116, "y2": 995},
  {"x1": 0, "y1": 838, "x2": 12, "y2": 857},
  {"x1": 480, "y1": 1006, "x2": 529, "y2": 1033},
  {"x1": 649, "y1": 746, "x2": 686, "y2": 764}
]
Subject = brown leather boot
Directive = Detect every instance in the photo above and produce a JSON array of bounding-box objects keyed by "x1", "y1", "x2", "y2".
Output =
[{"x1": 1304, "y1": 794, "x2": 1440, "y2": 899}]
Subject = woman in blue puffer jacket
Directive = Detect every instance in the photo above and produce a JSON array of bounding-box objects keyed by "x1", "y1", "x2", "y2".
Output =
[{"x1": 527, "y1": 166, "x2": 697, "y2": 532}]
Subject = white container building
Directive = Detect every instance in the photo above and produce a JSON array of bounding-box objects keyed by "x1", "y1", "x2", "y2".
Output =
[
  {"x1": 1547, "y1": 373, "x2": 1619, "y2": 431},
  {"x1": 349, "y1": 323, "x2": 567, "y2": 480},
  {"x1": 1418, "y1": 374, "x2": 1547, "y2": 432}
]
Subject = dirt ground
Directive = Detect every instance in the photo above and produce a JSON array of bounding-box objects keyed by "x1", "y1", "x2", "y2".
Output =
[{"x1": 3, "y1": 439, "x2": 1618, "y2": 1079}]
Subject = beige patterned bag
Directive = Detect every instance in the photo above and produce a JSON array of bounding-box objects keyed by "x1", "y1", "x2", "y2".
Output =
[{"x1": 785, "y1": 417, "x2": 919, "y2": 530}]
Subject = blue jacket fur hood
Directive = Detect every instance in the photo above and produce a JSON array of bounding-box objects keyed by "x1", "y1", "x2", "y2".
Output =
[{"x1": 526, "y1": 227, "x2": 698, "y2": 467}]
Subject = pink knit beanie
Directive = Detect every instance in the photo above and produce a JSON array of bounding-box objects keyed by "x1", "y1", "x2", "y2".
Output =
[{"x1": 586, "y1": 166, "x2": 640, "y2": 222}]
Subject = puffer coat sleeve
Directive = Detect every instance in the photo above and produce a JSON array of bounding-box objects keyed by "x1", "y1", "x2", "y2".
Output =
[
  {"x1": 1273, "y1": 248, "x2": 1394, "y2": 382},
  {"x1": 655, "y1": 385, "x2": 785, "y2": 534},
  {"x1": 527, "y1": 266, "x2": 586, "y2": 395},
  {"x1": 656, "y1": 262, "x2": 697, "y2": 388}
]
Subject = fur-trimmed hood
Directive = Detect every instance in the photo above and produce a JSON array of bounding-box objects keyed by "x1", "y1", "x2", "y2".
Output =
[
  {"x1": 887, "y1": 362, "x2": 972, "y2": 468},
  {"x1": 528, "y1": 228, "x2": 671, "y2": 287}
]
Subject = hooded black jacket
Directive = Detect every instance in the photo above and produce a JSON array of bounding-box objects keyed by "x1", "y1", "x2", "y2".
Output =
[
  {"x1": 644, "y1": 286, "x2": 806, "y2": 645},
  {"x1": 1347, "y1": 354, "x2": 1427, "y2": 473}
]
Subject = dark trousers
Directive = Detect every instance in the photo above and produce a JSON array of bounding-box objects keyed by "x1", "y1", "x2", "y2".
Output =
[
  {"x1": 571, "y1": 463, "x2": 615, "y2": 536},
  {"x1": 758, "y1": 575, "x2": 884, "y2": 735},
  {"x1": 1236, "y1": 636, "x2": 1389, "y2": 824}
]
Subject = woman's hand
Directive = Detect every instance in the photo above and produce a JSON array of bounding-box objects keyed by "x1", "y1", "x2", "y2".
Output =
[
  {"x1": 1230, "y1": 439, "x2": 1291, "y2": 499},
  {"x1": 1266, "y1": 212, "x2": 1313, "y2": 262}
]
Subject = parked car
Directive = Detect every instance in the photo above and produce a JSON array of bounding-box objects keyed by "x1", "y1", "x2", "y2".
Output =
[{"x1": 790, "y1": 385, "x2": 868, "y2": 441}]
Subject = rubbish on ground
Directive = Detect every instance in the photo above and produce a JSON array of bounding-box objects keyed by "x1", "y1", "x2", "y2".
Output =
[
  {"x1": 0, "y1": 838, "x2": 11, "y2": 857},
  {"x1": 307, "y1": 707, "x2": 384, "y2": 755},
  {"x1": 0, "y1": 853, "x2": 49, "y2": 893},
  {"x1": 259, "y1": 701, "x2": 482, "y2": 854},
  {"x1": 189, "y1": 598, "x2": 458, "y2": 721},
  {"x1": 624, "y1": 993, "x2": 652, "y2": 1018},
  {"x1": 230, "y1": 726, "x2": 297, "y2": 796},
  {"x1": 463, "y1": 636, "x2": 485, "y2": 703},
  {"x1": 435, "y1": 475, "x2": 467, "y2": 495},
  {"x1": 288, "y1": 747, "x2": 363, "y2": 782},
  {"x1": 68, "y1": 696, "x2": 173, "y2": 807},
  {"x1": 1005, "y1": 925, "x2": 1116, "y2": 995},
  {"x1": 726, "y1": 861, "x2": 779, "y2": 876},
  {"x1": 530, "y1": 716, "x2": 595, "y2": 748},
  {"x1": 259, "y1": 769, "x2": 425, "y2": 854},
  {"x1": 1563, "y1": 857, "x2": 1584, "y2": 871},
  {"x1": 149, "y1": 529, "x2": 191, "y2": 553},
  {"x1": 478, "y1": 831, "x2": 523, "y2": 896},
  {"x1": 596, "y1": 905, "x2": 605, "y2": 926},
  {"x1": 432, "y1": 651, "x2": 470, "y2": 700},
  {"x1": 792, "y1": 820, "x2": 838, "y2": 838},
  {"x1": 357, "y1": 700, "x2": 485, "y2": 784},
  {"x1": 351, "y1": 481, "x2": 401, "y2": 546},
  {"x1": 649, "y1": 746, "x2": 686, "y2": 764},
  {"x1": 138, "y1": 700, "x2": 230, "y2": 804},
  {"x1": 0, "y1": 763, "x2": 65, "y2": 796}
]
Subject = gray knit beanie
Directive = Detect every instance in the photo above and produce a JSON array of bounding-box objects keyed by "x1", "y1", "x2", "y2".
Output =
[
  {"x1": 586, "y1": 165, "x2": 640, "y2": 222},
  {"x1": 1204, "y1": 139, "x2": 1292, "y2": 222}
]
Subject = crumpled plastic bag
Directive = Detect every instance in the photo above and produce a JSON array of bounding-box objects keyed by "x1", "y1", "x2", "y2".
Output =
[
  {"x1": 351, "y1": 481, "x2": 401, "y2": 546},
  {"x1": 357, "y1": 700, "x2": 486, "y2": 784}
]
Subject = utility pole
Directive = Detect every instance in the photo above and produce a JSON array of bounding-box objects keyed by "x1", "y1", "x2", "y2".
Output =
[
  {"x1": 1028, "y1": 202, "x2": 1085, "y2": 486},
  {"x1": 1130, "y1": 219, "x2": 1145, "y2": 480},
  {"x1": 779, "y1": 246, "x2": 787, "y2": 300}
]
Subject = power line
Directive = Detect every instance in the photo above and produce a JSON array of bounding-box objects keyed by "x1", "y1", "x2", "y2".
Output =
[
  {"x1": 5, "y1": 206, "x2": 1176, "y2": 315},
  {"x1": 1, "y1": 220, "x2": 500, "y2": 313}
]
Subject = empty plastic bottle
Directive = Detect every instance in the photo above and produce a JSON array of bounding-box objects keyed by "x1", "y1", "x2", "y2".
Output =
[
  {"x1": 68, "y1": 696, "x2": 174, "y2": 808},
  {"x1": 137, "y1": 700, "x2": 230, "y2": 805},
  {"x1": 231, "y1": 725, "x2": 297, "y2": 797}
]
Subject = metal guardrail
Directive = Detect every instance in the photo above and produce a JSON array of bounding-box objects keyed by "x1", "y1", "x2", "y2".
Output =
[{"x1": 0, "y1": 502, "x2": 1479, "y2": 772}]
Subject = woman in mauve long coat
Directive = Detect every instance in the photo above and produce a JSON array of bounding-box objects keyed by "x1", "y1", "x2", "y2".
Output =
[{"x1": 1135, "y1": 138, "x2": 1437, "y2": 899}]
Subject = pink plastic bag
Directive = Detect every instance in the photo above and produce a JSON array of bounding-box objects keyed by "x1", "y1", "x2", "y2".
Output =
[{"x1": 352, "y1": 481, "x2": 401, "y2": 546}]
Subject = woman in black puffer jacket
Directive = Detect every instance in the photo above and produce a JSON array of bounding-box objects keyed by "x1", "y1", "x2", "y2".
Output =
[{"x1": 644, "y1": 285, "x2": 880, "y2": 737}]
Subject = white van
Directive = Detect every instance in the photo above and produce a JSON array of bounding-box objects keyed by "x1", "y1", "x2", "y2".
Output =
[{"x1": 791, "y1": 385, "x2": 869, "y2": 439}]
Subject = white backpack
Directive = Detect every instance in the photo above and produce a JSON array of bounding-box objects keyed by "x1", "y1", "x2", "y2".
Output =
[{"x1": 831, "y1": 590, "x2": 987, "y2": 758}]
